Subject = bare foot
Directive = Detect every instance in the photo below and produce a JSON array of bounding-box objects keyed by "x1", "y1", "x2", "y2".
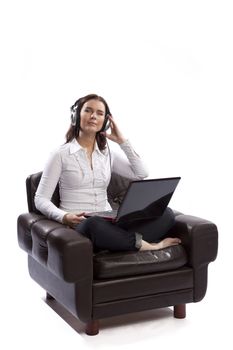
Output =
[
  {"x1": 139, "y1": 237, "x2": 181, "y2": 251},
  {"x1": 155, "y1": 237, "x2": 181, "y2": 250}
]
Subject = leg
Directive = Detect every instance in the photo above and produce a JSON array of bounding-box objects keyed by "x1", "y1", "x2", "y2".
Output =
[
  {"x1": 119, "y1": 207, "x2": 176, "y2": 243},
  {"x1": 122, "y1": 208, "x2": 181, "y2": 250},
  {"x1": 174, "y1": 304, "x2": 186, "y2": 318},
  {"x1": 85, "y1": 320, "x2": 99, "y2": 336},
  {"x1": 76, "y1": 216, "x2": 139, "y2": 252},
  {"x1": 76, "y1": 210, "x2": 180, "y2": 252}
]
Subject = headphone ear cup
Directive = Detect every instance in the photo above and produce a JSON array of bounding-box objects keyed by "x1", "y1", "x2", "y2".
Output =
[
  {"x1": 101, "y1": 114, "x2": 111, "y2": 131},
  {"x1": 71, "y1": 111, "x2": 77, "y2": 126},
  {"x1": 70, "y1": 103, "x2": 79, "y2": 126}
]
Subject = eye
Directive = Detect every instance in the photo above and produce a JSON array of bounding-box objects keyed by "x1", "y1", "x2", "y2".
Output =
[{"x1": 85, "y1": 107, "x2": 92, "y2": 113}]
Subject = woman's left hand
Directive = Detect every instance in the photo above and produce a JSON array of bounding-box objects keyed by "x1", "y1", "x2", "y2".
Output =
[{"x1": 102, "y1": 115, "x2": 126, "y2": 144}]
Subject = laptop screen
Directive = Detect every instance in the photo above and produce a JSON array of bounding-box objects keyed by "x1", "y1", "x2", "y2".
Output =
[{"x1": 117, "y1": 177, "x2": 181, "y2": 222}]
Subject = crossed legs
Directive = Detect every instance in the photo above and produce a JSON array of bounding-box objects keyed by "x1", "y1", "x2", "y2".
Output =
[{"x1": 76, "y1": 208, "x2": 181, "y2": 252}]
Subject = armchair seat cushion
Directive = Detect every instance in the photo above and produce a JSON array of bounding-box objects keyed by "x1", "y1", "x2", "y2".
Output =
[{"x1": 93, "y1": 245, "x2": 187, "y2": 279}]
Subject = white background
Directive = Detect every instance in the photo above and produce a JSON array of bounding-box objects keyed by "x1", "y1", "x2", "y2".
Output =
[{"x1": 0, "y1": 0, "x2": 232, "y2": 349}]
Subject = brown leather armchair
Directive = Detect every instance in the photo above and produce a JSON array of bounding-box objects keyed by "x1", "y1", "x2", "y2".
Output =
[{"x1": 17, "y1": 172, "x2": 218, "y2": 335}]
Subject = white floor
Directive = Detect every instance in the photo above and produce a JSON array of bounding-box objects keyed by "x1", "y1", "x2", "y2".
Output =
[{"x1": 2, "y1": 225, "x2": 232, "y2": 350}]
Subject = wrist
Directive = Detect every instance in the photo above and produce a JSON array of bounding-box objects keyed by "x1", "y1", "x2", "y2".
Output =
[{"x1": 62, "y1": 213, "x2": 69, "y2": 225}]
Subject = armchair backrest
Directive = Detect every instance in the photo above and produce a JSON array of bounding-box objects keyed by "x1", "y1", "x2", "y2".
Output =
[
  {"x1": 26, "y1": 172, "x2": 60, "y2": 213},
  {"x1": 26, "y1": 171, "x2": 132, "y2": 213},
  {"x1": 26, "y1": 172, "x2": 41, "y2": 213}
]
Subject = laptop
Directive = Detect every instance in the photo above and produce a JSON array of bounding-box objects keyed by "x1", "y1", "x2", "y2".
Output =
[{"x1": 85, "y1": 177, "x2": 181, "y2": 224}]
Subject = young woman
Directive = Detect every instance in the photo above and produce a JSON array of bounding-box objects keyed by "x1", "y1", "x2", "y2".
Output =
[{"x1": 35, "y1": 94, "x2": 181, "y2": 252}]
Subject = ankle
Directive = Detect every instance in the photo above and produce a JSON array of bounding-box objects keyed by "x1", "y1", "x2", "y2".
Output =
[{"x1": 139, "y1": 240, "x2": 159, "y2": 251}]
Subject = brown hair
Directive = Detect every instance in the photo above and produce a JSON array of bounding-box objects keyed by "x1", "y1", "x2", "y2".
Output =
[{"x1": 65, "y1": 94, "x2": 111, "y2": 150}]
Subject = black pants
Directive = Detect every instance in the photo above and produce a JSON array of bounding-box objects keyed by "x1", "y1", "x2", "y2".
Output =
[{"x1": 75, "y1": 207, "x2": 175, "y2": 252}]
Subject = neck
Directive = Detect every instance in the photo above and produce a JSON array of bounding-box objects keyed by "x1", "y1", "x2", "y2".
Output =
[{"x1": 77, "y1": 131, "x2": 96, "y2": 151}]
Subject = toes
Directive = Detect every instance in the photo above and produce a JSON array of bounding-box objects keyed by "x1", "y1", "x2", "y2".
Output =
[{"x1": 170, "y1": 238, "x2": 181, "y2": 244}]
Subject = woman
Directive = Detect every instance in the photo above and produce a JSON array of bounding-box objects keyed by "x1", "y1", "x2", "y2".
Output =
[{"x1": 35, "y1": 93, "x2": 181, "y2": 252}]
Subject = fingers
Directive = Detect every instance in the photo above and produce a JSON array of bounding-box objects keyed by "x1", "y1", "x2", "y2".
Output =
[
  {"x1": 102, "y1": 116, "x2": 126, "y2": 144},
  {"x1": 76, "y1": 212, "x2": 86, "y2": 222},
  {"x1": 73, "y1": 213, "x2": 86, "y2": 223},
  {"x1": 76, "y1": 212, "x2": 85, "y2": 217},
  {"x1": 108, "y1": 114, "x2": 114, "y2": 123},
  {"x1": 63, "y1": 212, "x2": 86, "y2": 226},
  {"x1": 107, "y1": 115, "x2": 118, "y2": 131}
]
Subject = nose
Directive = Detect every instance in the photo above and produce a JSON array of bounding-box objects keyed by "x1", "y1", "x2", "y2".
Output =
[{"x1": 91, "y1": 112, "x2": 97, "y2": 119}]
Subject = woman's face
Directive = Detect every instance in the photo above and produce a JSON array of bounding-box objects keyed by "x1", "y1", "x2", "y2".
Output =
[{"x1": 79, "y1": 99, "x2": 106, "y2": 134}]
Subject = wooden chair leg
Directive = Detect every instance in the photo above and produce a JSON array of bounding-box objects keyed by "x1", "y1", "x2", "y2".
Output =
[
  {"x1": 46, "y1": 292, "x2": 55, "y2": 300},
  {"x1": 174, "y1": 304, "x2": 186, "y2": 319},
  {"x1": 85, "y1": 320, "x2": 99, "y2": 336}
]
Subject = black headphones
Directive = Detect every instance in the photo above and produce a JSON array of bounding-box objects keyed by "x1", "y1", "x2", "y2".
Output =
[{"x1": 70, "y1": 100, "x2": 111, "y2": 132}]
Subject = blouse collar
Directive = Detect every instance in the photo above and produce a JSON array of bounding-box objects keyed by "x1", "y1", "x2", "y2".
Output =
[{"x1": 69, "y1": 138, "x2": 107, "y2": 157}]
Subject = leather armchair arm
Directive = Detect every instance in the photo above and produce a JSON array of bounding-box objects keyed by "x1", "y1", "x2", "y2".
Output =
[
  {"x1": 172, "y1": 213, "x2": 218, "y2": 302},
  {"x1": 46, "y1": 225, "x2": 93, "y2": 283},
  {"x1": 17, "y1": 212, "x2": 45, "y2": 253},
  {"x1": 171, "y1": 214, "x2": 218, "y2": 268},
  {"x1": 18, "y1": 213, "x2": 93, "y2": 283}
]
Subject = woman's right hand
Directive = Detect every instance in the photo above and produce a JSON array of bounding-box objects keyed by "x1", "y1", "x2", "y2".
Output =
[{"x1": 62, "y1": 212, "x2": 86, "y2": 227}]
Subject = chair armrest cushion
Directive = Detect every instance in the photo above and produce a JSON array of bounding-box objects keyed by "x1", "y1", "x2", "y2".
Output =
[
  {"x1": 17, "y1": 213, "x2": 45, "y2": 253},
  {"x1": 47, "y1": 225, "x2": 93, "y2": 282},
  {"x1": 18, "y1": 213, "x2": 93, "y2": 283},
  {"x1": 172, "y1": 214, "x2": 218, "y2": 267}
]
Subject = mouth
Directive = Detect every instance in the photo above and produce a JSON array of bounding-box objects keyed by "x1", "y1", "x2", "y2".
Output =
[{"x1": 88, "y1": 122, "x2": 97, "y2": 126}]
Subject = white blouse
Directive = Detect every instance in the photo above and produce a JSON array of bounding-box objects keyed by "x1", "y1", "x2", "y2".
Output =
[{"x1": 35, "y1": 139, "x2": 149, "y2": 223}]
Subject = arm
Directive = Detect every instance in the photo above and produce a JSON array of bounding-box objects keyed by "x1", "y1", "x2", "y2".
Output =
[
  {"x1": 104, "y1": 115, "x2": 149, "y2": 180},
  {"x1": 35, "y1": 149, "x2": 87, "y2": 225},
  {"x1": 111, "y1": 140, "x2": 149, "y2": 179},
  {"x1": 34, "y1": 150, "x2": 67, "y2": 223}
]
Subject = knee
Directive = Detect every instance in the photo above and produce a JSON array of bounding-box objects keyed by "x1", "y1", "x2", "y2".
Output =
[
  {"x1": 85, "y1": 216, "x2": 106, "y2": 230},
  {"x1": 163, "y1": 207, "x2": 175, "y2": 226},
  {"x1": 76, "y1": 216, "x2": 105, "y2": 239}
]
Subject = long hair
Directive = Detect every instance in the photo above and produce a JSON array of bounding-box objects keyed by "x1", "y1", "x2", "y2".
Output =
[{"x1": 65, "y1": 94, "x2": 111, "y2": 150}]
